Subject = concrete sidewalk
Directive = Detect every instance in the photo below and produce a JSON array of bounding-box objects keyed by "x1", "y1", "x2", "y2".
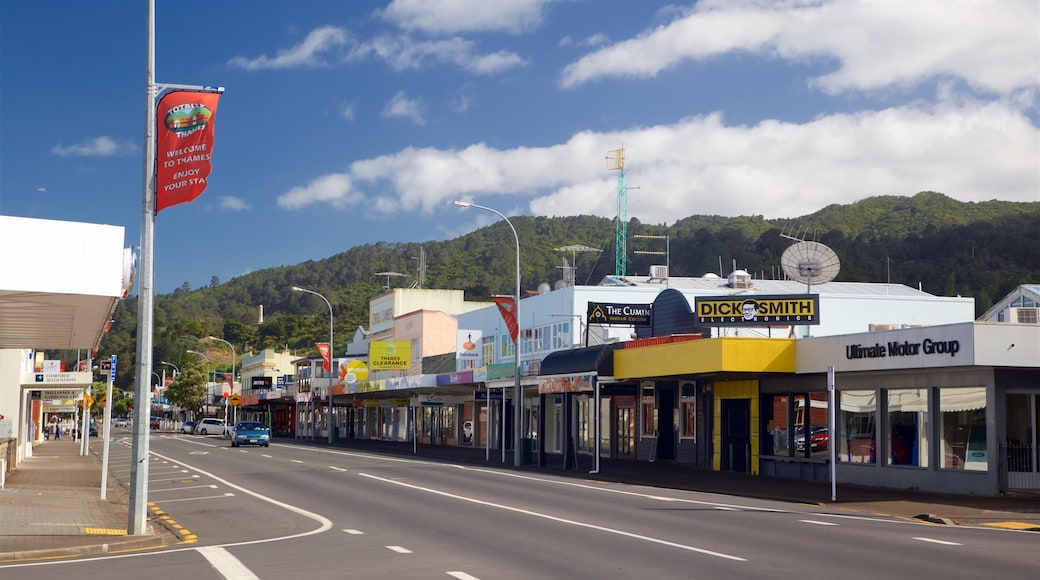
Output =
[
  {"x1": 2, "y1": 435, "x2": 1038, "y2": 562},
  {"x1": 0, "y1": 438, "x2": 168, "y2": 562}
]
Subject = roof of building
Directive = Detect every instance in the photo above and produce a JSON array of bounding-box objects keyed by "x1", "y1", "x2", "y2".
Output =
[{"x1": 598, "y1": 275, "x2": 937, "y2": 298}]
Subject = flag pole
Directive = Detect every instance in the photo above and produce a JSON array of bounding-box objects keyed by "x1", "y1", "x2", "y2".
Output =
[{"x1": 128, "y1": 0, "x2": 157, "y2": 537}]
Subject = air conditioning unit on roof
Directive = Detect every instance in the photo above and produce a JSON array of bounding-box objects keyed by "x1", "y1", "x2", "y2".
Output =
[
  {"x1": 1008, "y1": 307, "x2": 1039, "y2": 324},
  {"x1": 649, "y1": 265, "x2": 668, "y2": 280}
]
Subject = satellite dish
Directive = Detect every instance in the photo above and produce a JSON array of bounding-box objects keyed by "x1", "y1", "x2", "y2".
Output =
[{"x1": 780, "y1": 241, "x2": 840, "y2": 291}]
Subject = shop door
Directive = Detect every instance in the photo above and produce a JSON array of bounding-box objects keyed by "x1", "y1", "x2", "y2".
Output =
[
  {"x1": 616, "y1": 405, "x2": 635, "y2": 459},
  {"x1": 721, "y1": 399, "x2": 751, "y2": 473}
]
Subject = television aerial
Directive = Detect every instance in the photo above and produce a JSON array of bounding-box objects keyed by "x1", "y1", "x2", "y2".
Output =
[
  {"x1": 374, "y1": 271, "x2": 408, "y2": 291},
  {"x1": 780, "y1": 240, "x2": 840, "y2": 293}
]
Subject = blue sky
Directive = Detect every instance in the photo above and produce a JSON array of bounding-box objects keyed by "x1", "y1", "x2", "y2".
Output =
[{"x1": 2, "y1": 0, "x2": 1037, "y2": 294}]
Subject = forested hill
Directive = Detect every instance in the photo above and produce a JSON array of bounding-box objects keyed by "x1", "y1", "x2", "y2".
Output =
[{"x1": 94, "y1": 191, "x2": 1039, "y2": 391}]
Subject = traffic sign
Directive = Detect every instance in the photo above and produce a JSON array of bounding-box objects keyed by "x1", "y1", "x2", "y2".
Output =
[
  {"x1": 82, "y1": 393, "x2": 94, "y2": 408},
  {"x1": 98, "y1": 394, "x2": 107, "y2": 407},
  {"x1": 229, "y1": 393, "x2": 242, "y2": 407}
]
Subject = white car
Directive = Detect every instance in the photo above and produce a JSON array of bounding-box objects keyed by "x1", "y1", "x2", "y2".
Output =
[
  {"x1": 113, "y1": 417, "x2": 130, "y2": 428},
  {"x1": 193, "y1": 418, "x2": 227, "y2": 435}
]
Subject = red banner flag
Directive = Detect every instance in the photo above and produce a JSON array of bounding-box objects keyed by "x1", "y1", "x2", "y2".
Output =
[
  {"x1": 316, "y1": 342, "x2": 331, "y2": 372},
  {"x1": 223, "y1": 373, "x2": 235, "y2": 392},
  {"x1": 155, "y1": 90, "x2": 221, "y2": 214},
  {"x1": 492, "y1": 296, "x2": 519, "y2": 343}
]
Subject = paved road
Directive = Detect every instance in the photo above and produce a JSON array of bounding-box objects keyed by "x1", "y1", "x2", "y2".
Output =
[{"x1": 4, "y1": 433, "x2": 1037, "y2": 579}]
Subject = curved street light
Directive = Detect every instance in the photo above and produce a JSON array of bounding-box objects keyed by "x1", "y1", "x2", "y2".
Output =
[
  {"x1": 206, "y1": 336, "x2": 236, "y2": 425},
  {"x1": 292, "y1": 286, "x2": 335, "y2": 445},
  {"x1": 452, "y1": 200, "x2": 522, "y2": 466}
]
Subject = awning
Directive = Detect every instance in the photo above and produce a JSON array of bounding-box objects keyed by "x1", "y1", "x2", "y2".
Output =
[{"x1": 539, "y1": 343, "x2": 621, "y2": 377}]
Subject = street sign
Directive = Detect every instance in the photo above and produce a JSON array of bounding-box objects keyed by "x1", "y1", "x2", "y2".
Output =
[
  {"x1": 82, "y1": 393, "x2": 94, "y2": 408},
  {"x1": 98, "y1": 394, "x2": 107, "y2": 407},
  {"x1": 229, "y1": 393, "x2": 242, "y2": 406}
]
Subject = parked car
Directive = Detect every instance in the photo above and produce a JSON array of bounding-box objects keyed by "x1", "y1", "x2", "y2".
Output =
[
  {"x1": 795, "y1": 425, "x2": 829, "y2": 451},
  {"x1": 88, "y1": 419, "x2": 98, "y2": 437},
  {"x1": 113, "y1": 417, "x2": 130, "y2": 428},
  {"x1": 180, "y1": 420, "x2": 197, "y2": 434},
  {"x1": 230, "y1": 421, "x2": 270, "y2": 447},
  {"x1": 149, "y1": 417, "x2": 162, "y2": 429},
  {"x1": 194, "y1": 418, "x2": 227, "y2": 435}
]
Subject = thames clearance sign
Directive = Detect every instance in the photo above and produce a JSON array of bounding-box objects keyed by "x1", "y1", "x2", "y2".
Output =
[{"x1": 696, "y1": 294, "x2": 820, "y2": 326}]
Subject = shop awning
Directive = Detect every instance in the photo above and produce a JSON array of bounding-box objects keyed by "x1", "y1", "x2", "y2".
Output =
[{"x1": 539, "y1": 343, "x2": 621, "y2": 377}]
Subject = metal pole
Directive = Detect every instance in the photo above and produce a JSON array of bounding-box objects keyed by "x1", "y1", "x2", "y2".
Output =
[
  {"x1": 452, "y1": 201, "x2": 522, "y2": 467},
  {"x1": 828, "y1": 365, "x2": 837, "y2": 502},
  {"x1": 207, "y1": 336, "x2": 236, "y2": 428},
  {"x1": 291, "y1": 287, "x2": 334, "y2": 445},
  {"x1": 128, "y1": 0, "x2": 156, "y2": 536},
  {"x1": 101, "y1": 355, "x2": 115, "y2": 499}
]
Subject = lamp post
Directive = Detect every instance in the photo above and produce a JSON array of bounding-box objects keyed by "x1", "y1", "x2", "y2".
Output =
[
  {"x1": 206, "y1": 336, "x2": 236, "y2": 425},
  {"x1": 292, "y1": 286, "x2": 335, "y2": 445},
  {"x1": 452, "y1": 200, "x2": 523, "y2": 467}
]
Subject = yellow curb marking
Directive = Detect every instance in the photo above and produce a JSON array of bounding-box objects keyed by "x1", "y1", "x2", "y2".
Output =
[
  {"x1": 982, "y1": 521, "x2": 1038, "y2": 530},
  {"x1": 148, "y1": 501, "x2": 197, "y2": 544},
  {"x1": 83, "y1": 528, "x2": 128, "y2": 535}
]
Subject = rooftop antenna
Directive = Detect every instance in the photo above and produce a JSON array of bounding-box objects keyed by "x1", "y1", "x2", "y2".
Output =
[
  {"x1": 634, "y1": 233, "x2": 669, "y2": 285},
  {"x1": 374, "y1": 271, "x2": 407, "y2": 291},
  {"x1": 410, "y1": 246, "x2": 427, "y2": 289},
  {"x1": 555, "y1": 244, "x2": 601, "y2": 287}
]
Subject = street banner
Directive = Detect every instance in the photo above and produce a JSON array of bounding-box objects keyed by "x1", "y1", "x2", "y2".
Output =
[
  {"x1": 155, "y1": 90, "x2": 221, "y2": 213},
  {"x1": 222, "y1": 372, "x2": 235, "y2": 391},
  {"x1": 316, "y1": 342, "x2": 331, "y2": 372},
  {"x1": 493, "y1": 296, "x2": 518, "y2": 342}
]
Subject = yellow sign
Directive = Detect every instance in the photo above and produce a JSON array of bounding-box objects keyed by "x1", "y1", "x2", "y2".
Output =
[
  {"x1": 369, "y1": 341, "x2": 411, "y2": 370},
  {"x1": 695, "y1": 294, "x2": 820, "y2": 326},
  {"x1": 82, "y1": 393, "x2": 94, "y2": 408},
  {"x1": 342, "y1": 359, "x2": 369, "y2": 381},
  {"x1": 97, "y1": 394, "x2": 107, "y2": 408},
  {"x1": 229, "y1": 393, "x2": 243, "y2": 407}
]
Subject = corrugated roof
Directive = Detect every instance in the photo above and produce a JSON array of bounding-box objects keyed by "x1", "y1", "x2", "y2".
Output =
[{"x1": 600, "y1": 275, "x2": 934, "y2": 297}]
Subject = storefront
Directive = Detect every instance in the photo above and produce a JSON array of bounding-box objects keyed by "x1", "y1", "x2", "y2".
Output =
[{"x1": 797, "y1": 322, "x2": 1040, "y2": 494}]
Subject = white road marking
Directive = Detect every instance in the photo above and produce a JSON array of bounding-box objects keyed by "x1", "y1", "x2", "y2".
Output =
[
  {"x1": 197, "y1": 546, "x2": 260, "y2": 580},
  {"x1": 800, "y1": 520, "x2": 839, "y2": 526},
  {"x1": 447, "y1": 572, "x2": 480, "y2": 580},
  {"x1": 291, "y1": 459, "x2": 304, "y2": 463},
  {"x1": 387, "y1": 545, "x2": 413, "y2": 554},
  {"x1": 359, "y1": 473, "x2": 747, "y2": 562},
  {"x1": 150, "y1": 484, "x2": 219, "y2": 492},
  {"x1": 156, "y1": 493, "x2": 236, "y2": 503},
  {"x1": 329, "y1": 466, "x2": 347, "y2": 472},
  {"x1": 261, "y1": 454, "x2": 273, "y2": 458},
  {"x1": 913, "y1": 537, "x2": 962, "y2": 546},
  {"x1": 343, "y1": 529, "x2": 364, "y2": 535}
]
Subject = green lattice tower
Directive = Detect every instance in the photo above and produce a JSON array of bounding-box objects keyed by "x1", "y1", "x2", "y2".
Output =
[{"x1": 609, "y1": 147, "x2": 627, "y2": 277}]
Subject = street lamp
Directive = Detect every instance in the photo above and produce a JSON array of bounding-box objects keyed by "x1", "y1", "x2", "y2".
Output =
[
  {"x1": 292, "y1": 286, "x2": 335, "y2": 445},
  {"x1": 452, "y1": 200, "x2": 523, "y2": 466},
  {"x1": 206, "y1": 336, "x2": 236, "y2": 425}
]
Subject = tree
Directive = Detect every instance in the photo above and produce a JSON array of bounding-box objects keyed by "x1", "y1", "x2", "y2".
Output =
[{"x1": 164, "y1": 364, "x2": 210, "y2": 416}]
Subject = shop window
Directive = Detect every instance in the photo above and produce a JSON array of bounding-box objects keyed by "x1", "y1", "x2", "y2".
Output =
[
  {"x1": 680, "y1": 383, "x2": 696, "y2": 441},
  {"x1": 887, "y1": 388, "x2": 928, "y2": 467},
  {"x1": 839, "y1": 390, "x2": 876, "y2": 464},
  {"x1": 641, "y1": 385, "x2": 657, "y2": 436},
  {"x1": 939, "y1": 387, "x2": 987, "y2": 471},
  {"x1": 764, "y1": 394, "x2": 792, "y2": 456}
]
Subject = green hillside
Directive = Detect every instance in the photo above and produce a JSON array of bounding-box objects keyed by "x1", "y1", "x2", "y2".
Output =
[{"x1": 80, "y1": 191, "x2": 1040, "y2": 392}]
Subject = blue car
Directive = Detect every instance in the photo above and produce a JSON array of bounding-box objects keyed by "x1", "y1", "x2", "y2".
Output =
[{"x1": 230, "y1": 421, "x2": 270, "y2": 447}]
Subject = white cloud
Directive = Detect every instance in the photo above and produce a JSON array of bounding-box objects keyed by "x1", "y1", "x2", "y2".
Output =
[
  {"x1": 382, "y1": 91, "x2": 426, "y2": 125},
  {"x1": 218, "y1": 196, "x2": 250, "y2": 211},
  {"x1": 560, "y1": 0, "x2": 1040, "y2": 96},
  {"x1": 51, "y1": 136, "x2": 135, "y2": 157},
  {"x1": 228, "y1": 26, "x2": 348, "y2": 70},
  {"x1": 379, "y1": 0, "x2": 555, "y2": 34},
  {"x1": 277, "y1": 100, "x2": 1040, "y2": 222},
  {"x1": 348, "y1": 35, "x2": 526, "y2": 75},
  {"x1": 278, "y1": 173, "x2": 361, "y2": 210},
  {"x1": 341, "y1": 101, "x2": 356, "y2": 121}
]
